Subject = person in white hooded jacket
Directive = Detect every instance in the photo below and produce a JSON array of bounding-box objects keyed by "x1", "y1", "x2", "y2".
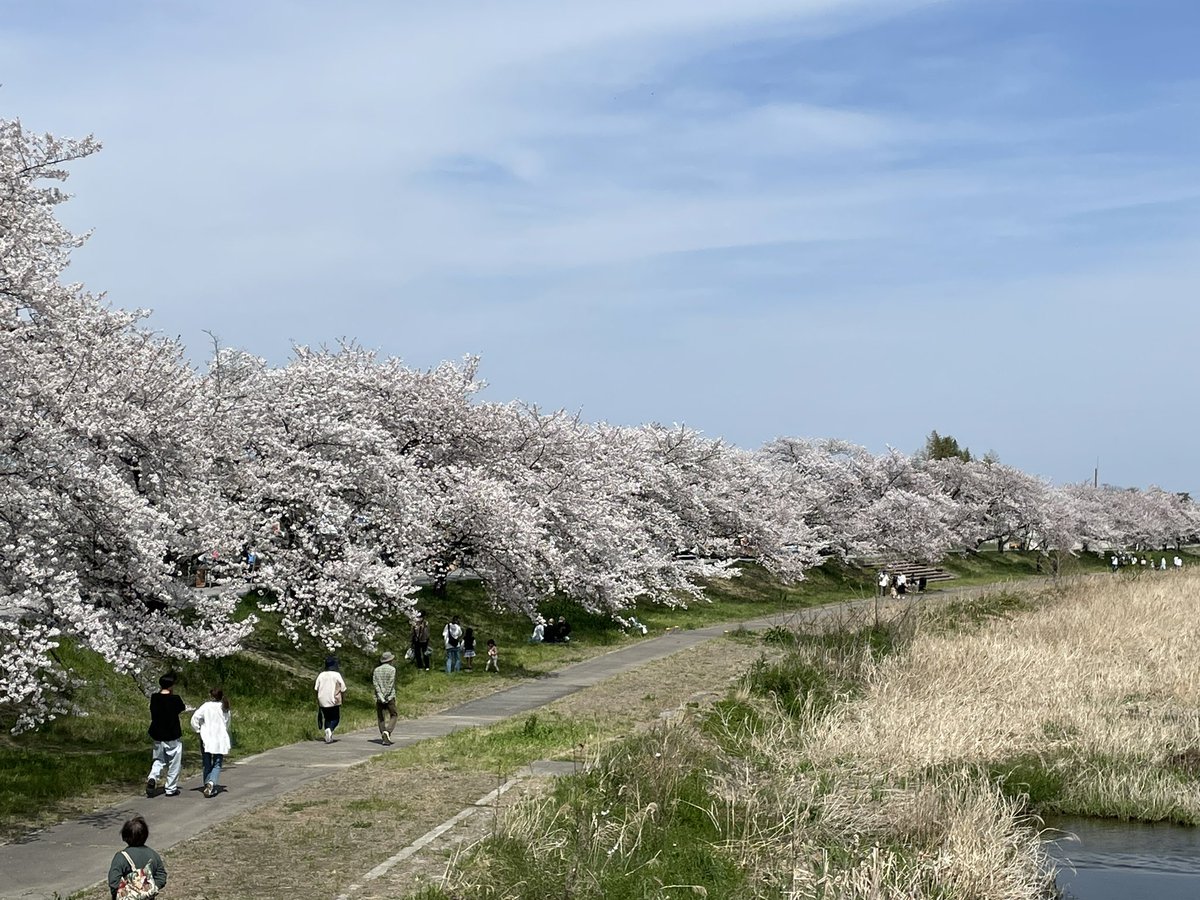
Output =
[{"x1": 190, "y1": 688, "x2": 231, "y2": 798}]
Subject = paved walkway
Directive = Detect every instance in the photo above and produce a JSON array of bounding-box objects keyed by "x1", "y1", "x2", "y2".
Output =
[{"x1": 0, "y1": 581, "x2": 1049, "y2": 900}]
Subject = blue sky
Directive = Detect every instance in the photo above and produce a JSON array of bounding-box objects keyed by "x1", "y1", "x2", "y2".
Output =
[{"x1": 4, "y1": 0, "x2": 1198, "y2": 490}]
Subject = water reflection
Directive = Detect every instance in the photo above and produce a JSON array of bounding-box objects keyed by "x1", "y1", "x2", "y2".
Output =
[{"x1": 1044, "y1": 816, "x2": 1200, "y2": 899}]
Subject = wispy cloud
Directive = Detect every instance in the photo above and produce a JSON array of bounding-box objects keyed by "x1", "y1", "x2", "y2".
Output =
[{"x1": 5, "y1": 0, "x2": 1199, "y2": 489}]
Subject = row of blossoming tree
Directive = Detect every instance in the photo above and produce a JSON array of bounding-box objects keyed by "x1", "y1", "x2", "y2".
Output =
[{"x1": 3, "y1": 120, "x2": 1197, "y2": 730}]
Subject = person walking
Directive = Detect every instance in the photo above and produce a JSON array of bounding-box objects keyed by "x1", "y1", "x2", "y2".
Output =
[
  {"x1": 145, "y1": 671, "x2": 186, "y2": 798},
  {"x1": 107, "y1": 815, "x2": 167, "y2": 900},
  {"x1": 373, "y1": 651, "x2": 398, "y2": 745},
  {"x1": 461, "y1": 626, "x2": 476, "y2": 671},
  {"x1": 485, "y1": 638, "x2": 499, "y2": 673},
  {"x1": 410, "y1": 611, "x2": 431, "y2": 672},
  {"x1": 315, "y1": 656, "x2": 347, "y2": 743},
  {"x1": 443, "y1": 616, "x2": 463, "y2": 674},
  {"x1": 190, "y1": 688, "x2": 231, "y2": 798}
]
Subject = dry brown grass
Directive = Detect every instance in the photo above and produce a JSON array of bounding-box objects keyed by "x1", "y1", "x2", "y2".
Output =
[
  {"x1": 805, "y1": 572, "x2": 1200, "y2": 821},
  {"x1": 443, "y1": 706, "x2": 1054, "y2": 900}
]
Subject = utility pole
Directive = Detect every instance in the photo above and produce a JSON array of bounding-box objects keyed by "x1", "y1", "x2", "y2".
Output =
[{"x1": 1094, "y1": 458, "x2": 1099, "y2": 488}]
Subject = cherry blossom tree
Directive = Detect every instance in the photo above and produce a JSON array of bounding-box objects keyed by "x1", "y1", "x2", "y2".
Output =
[
  {"x1": 10, "y1": 116, "x2": 1200, "y2": 733},
  {"x1": 761, "y1": 438, "x2": 955, "y2": 562},
  {"x1": 0, "y1": 120, "x2": 250, "y2": 732},
  {"x1": 207, "y1": 345, "x2": 494, "y2": 649}
]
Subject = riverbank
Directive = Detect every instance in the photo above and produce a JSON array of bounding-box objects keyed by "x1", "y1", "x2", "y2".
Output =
[{"x1": 430, "y1": 571, "x2": 1200, "y2": 898}]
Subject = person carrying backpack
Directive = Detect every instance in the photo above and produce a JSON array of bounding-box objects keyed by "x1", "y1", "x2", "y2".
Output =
[
  {"x1": 443, "y1": 616, "x2": 463, "y2": 673},
  {"x1": 107, "y1": 814, "x2": 166, "y2": 899}
]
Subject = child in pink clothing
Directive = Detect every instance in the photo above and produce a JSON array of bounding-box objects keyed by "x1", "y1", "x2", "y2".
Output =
[{"x1": 485, "y1": 639, "x2": 499, "y2": 672}]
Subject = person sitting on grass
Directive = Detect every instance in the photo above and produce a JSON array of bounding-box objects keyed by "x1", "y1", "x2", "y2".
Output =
[
  {"x1": 107, "y1": 814, "x2": 167, "y2": 900},
  {"x1": 530, "y1": 617, "x2": 545, "y2": 643},
  {"x1": 543, "y1": 617, "x2": 559, "y2": 643},
  {"x1": 556, "y1": 616, "x2": 571, "y2": 642}
]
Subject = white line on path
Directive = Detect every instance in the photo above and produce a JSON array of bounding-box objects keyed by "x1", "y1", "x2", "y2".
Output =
[{"x1": 333, "y1": 775, "x2": 526, "y2": 900}]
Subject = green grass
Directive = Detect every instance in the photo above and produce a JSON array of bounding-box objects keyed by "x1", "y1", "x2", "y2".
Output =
[
  {"x1": 938, "y1": 545, "x2": 1200, "y2": 587},
  {"x1": 973, "y1": 749, "x2": 1200, "y2": 825},
  {"x1": 380, "y1": 710, "x2": 603, "y2": 776},
  {"x1": 418, "y1": 728, "x2": 762, "y2": 900}
]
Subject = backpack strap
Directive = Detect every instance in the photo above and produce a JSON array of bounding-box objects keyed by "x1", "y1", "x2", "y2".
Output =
[{"x1": 121, "y1": 849, "x2": 137, "y2": 871}]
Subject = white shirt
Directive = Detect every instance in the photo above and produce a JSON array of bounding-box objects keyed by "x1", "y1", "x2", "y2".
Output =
[
  {"x1": 315, "y1": 670, "x2": 346, "y2": 707},
  {"x1": 190, "y1": 701, "x2": 232, "y2": 755},
  {"x1": 443, "y1": 622, "x2": 463, "y2": 649}
]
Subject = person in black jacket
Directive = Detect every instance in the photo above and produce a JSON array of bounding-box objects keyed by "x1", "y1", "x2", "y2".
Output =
[
  {"x1": 107, "y1": 815, "x2": 167, "y2": 899},
  {"x1": 145, "y1": 672, "x2": 186, "y2": 797}
]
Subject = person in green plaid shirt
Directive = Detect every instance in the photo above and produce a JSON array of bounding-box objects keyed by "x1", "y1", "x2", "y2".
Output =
[{"x1": 373, "y1": 651, "x2": 398, "y2": 745}]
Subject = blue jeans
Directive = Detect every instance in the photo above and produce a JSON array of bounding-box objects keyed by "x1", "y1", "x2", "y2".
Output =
[
  {"x1": 445, "y1": 646, "x2": 461, "y2": 673},
  {"x1": 202, "y1": 751, "x2": 224, "y2": 787}
]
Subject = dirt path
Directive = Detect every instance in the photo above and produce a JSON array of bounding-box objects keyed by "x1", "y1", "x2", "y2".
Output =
[{"x1": 64, "y1": 634, "x2": 773, "y2": 900}]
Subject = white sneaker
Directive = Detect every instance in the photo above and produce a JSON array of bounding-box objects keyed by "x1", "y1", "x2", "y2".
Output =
[
  {"x1": 324, "y1": 727, "x2": 333, "y2": 743},
  {"x1": 381, "y1": 731, "x2": 391, "y2": 745}
]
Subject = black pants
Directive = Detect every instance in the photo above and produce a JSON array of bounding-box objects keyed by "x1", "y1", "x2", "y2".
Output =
[
  {"x1": 317, "y1": 704, "x2": 341, "y2": 732},
  {"x1": 412, "y1": 641, "x2": 430, "y2": 669}
]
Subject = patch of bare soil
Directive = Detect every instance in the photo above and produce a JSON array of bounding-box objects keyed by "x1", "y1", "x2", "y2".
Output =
[{"x1": 68, "y1": 633, "x2": 772, "y2": 900}]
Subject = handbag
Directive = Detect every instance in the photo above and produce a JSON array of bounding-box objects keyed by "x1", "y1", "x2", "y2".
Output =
[{"x1": 404, "y1": 647, "x2": 414, "y2": 660}]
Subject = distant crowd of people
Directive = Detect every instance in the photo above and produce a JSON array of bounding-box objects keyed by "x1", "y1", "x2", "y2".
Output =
[
  {"x1": 876, "y1": 570, "x2": 927, "y2": 598},
  {"x1": 529, "y1": 615, "x2": 572, "y2": 643},
  {"x1": 405, "y1": 610, "x2": 502, "y2": 676},
  {"x1": 1109, "y1": 553, "x2": 1183, "y2": 573}
]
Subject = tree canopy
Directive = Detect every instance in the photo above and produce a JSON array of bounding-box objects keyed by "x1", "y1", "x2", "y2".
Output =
[{"x1": 3, "y1": 118, "x2": 1198, "y2": 732}]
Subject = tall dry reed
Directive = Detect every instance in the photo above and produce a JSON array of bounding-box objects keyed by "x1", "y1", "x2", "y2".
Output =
[{"x1": 806, "y1": 572, "x2": 1200, "y2": 821}]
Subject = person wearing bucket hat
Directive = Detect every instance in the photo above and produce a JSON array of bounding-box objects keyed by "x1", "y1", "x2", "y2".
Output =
[{"x1": 373, "y1": 651, "x2": 398, "y2": 744}]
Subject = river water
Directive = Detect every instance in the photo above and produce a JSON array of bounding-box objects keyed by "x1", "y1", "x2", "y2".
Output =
[{"x1": 1044, "y1": 816, "x2": 1200, "y2": 898}]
